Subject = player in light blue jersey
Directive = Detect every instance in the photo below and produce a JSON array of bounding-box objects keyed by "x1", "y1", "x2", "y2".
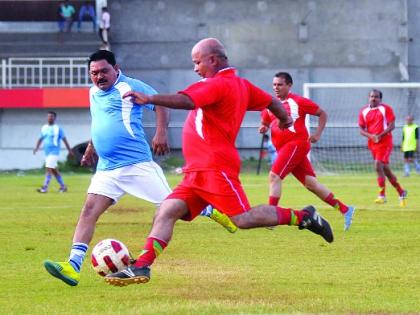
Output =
[
  {"x1": 44, "y1": 50, "x2": 236, "y2": 287},
  {"x1": 33, "y1": 111, "x2": 74, "y2": 193}
]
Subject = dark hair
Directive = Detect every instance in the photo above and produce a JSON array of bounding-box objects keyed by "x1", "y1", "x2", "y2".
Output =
[
  {"x1": 88, "y1": 50, "x2": 116, "y2": 68},
  {"x1": 274, "y1": 72, "x2": 293, "y2": 85},
  {"x1": 47, "y1": 111, "x2": 57, "y2": 118},
  {"x1": 370, "y1": 89, "x2": 383, "y2": 99}
]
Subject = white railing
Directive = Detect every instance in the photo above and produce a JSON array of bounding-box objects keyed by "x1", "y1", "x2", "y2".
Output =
[{"x1": 0, "y1": 57, "x2": 90, "y2": 88}]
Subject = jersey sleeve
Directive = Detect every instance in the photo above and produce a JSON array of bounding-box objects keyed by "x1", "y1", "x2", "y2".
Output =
[
  {"x1": 385, "y1": 105, "x2": 395, "y2": 123},
  {"x1": 261, "y1": 109, "x2": 274, "y2": 125},
  {"x1": 178, "y1": 79, "x2": 222, "y2": 108},
  {"x1": 245, "y1": 80, "x2": 272, "y2": 111},
  {"x1": 416, "y1": 127, "x2": 419, "y2": 140},
  {"x1": 358, "y1": 109, "x2": 366, "y2": 128},
  {"x1": 59, "y1": 127, "x2": 65, "y2": 138},
  {"x1": 297, "y1": 95, "x2": 320, "y2": 115},
  {"x1": 39, "y1": 126, "x2": 46, "y2": 140}
]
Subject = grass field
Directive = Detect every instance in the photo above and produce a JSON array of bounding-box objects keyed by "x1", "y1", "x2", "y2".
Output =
[{"x1": 1, "y1": 171, "x2": 420, "y2": 314}]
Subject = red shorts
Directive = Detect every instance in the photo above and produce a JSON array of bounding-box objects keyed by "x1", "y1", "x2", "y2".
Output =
[
  {"x1": 369, "y1": 144, "x2": 393, "y2": 164},
  {"x1": 272, "y1": 140, "x2": 316, "y2": 184},
  {"x1": 166, "y1": 171, "x2": 251, "y2": 221}
]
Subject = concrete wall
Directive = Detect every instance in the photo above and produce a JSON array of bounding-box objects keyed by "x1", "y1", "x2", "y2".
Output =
[
  {"x1": 111, "y1": 0, "x2": 407, "y2": 89},
  {"x1": 408, "y1": 0, "x2": 420, "y2": 81}
]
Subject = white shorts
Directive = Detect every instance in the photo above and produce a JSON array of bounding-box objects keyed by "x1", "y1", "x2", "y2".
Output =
[
  {"x1": 87, "y1": 161, "x2": 172, "y2": 205},
  {"x1": 45, "y1": 155, "x2": 59, "y2": 169}
]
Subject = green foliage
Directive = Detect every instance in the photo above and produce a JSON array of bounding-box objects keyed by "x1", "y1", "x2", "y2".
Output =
[{"x1": 1, "y1": 173, "x2": 420, "y2": 314}]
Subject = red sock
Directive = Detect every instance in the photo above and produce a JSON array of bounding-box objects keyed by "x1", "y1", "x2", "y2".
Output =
[
  {"x1": 377, "y1": 177, "x2": 386, "y2": 197},
  {"x1": 269, "y1": 196, "x2": 280, "y2": 206},
  {"x1": 388, "y1": 176, "x2": 404, "y2": 195},
  {"x1": 323, "y1": 193, "x2": 348, "y2": 214},
  {"x1": 276, "y1": 207, "x2": 304, "y2": 225},
  {"x1": 134, "y1": 237, "x2": 167, "y2": 268}
]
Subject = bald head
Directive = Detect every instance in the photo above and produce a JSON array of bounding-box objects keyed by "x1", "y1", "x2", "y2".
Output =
[
  {"x1": 406, "y1": 115, "x2": 414, "y2": 124},
  {"x1": 192, "y1": 38, "x2": 228, "y2": 60},
  {"x1": 191, "y1": 38, "x2": 229, "y2": 78}
]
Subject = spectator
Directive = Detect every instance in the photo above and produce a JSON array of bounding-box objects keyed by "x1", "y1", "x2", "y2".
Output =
[
  {"x1": 59, "y1": 0, "x2": 76, "y2": 32},
  {"x1": 57, "y1": 2, "x2": 65, "y2": 32},
  {"x1": 77, "y1": 1, "x2": 96, "y2": 32},
  {"x1": 99, "y1": 7, "x2": 111, "y2": 50}
]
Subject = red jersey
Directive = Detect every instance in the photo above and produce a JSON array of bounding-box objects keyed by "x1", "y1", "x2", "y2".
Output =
[
  {"x1": 358, "y1": 103, "x2": 395, "y2": 147},
  {"x1": 261, "y1": 92, "x2": 319, "y2": 149},
  {"x1": 179, "y1": 68, "x2": 272, "y2": 176}
]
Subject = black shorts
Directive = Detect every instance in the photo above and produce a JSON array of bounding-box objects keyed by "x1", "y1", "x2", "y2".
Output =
[{"x1": 404, "y1": 151, "x2": 415, "y2": 159}]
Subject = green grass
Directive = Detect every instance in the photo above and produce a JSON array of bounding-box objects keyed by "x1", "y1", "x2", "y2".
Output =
[{"x1": 1, "y1": 172, "x2": 420, "y2": 314}]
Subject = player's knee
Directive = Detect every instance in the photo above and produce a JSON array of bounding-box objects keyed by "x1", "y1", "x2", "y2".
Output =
[
  {"x1": 80, "y1": 203, "x2": 101, "y2": 222},
  {"x1": 155, "y1": 200, "x2": 188, "y2": 222}
]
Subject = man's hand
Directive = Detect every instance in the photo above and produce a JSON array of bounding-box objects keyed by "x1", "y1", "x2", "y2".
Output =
[
  {"x1": 370, "y1": 134, "x2": 380, "y2": 143},
  {"x1": 123, "y1": 91, "x2": 151, "y2": 105},
  {"x1": 33, "y1": 148, "x2": 38, "y2": 155},
  {"x1": 309, "y1": 133, "x2": 321, "y2": 143},
  {"x1": 259, "y1": 125, "x2": 269, "y2": 134},
  {"x1": 152, "y1": 131, "x2": 170, "y2": 156},
  {"x1": 81, "y1": 144, "x2": 96, "y2": 166}
]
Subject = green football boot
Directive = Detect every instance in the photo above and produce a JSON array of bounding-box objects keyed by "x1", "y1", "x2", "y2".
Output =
[
  {"x1": 210, "y1": 208, "x2": 238, "y2": 233},
  {"x1": 44, "y1": 260, "x2": 80, "y2": 286}
]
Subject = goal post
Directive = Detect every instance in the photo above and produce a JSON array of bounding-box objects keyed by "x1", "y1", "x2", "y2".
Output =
[{"x1": 303, "y1": 82, "x2": 420, "y2": 175}]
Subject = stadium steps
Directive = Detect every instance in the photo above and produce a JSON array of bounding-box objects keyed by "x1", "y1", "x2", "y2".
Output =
[{"x1": 0, "y1": 32, "x2": 100, "y2": 58}]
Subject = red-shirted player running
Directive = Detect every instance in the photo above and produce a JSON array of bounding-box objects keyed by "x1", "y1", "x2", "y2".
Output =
[
  {"x1": 104, "y1": 38, "x2": 334, "y2": 286},
  {"x1": 259, "y1": 72, "x2": 355, "y2": 231},
  {"x1": 358, "y1": 89, "x2": 407, "y2": 206}
]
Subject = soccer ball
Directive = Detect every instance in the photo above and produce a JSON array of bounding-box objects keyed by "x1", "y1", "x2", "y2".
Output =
[{"x1": 91, "y1": 239, "x2": 132, "y2": 277}]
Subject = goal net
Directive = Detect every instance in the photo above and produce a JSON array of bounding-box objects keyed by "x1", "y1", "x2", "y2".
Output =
[{"x1": 303, "y1": 82, "x2": 420, "y2": 175}]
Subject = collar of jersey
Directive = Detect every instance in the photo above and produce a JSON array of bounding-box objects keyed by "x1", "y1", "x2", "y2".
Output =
[
  {"x1": 215, "y1": 67, "x2": 236, "y2": 77},
  {"x1": 113, "y1": 70, "x2": 124, "y2": 87}
]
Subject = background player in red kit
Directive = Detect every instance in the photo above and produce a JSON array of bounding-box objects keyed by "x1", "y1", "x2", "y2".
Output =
[
  {"x1": 105, "y1": 38, "x2": 334, "y2": 286},
  {"x1": 259, "y1": 72, "x2": 355, "y2": 231},
  {"x1": 358, "y1": 89, "x2": 407, "y2": 206}
]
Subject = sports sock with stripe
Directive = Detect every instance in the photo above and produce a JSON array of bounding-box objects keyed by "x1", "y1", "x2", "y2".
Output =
[
  {"x1": 134, "y1": 237, "x2": 167, "y2": 268},
  {"x1": 323, "y1": 193, "x2": 349, "y2": 214},
  {"x1": 275, "y1": 207, "x2": 304, "y2": 225},
  {"x1": 68, "y1": 242, "x2": 88, "y2": 272},
  {"x1": 43, "y1": 173, "x2": 52, "y2": 188}
]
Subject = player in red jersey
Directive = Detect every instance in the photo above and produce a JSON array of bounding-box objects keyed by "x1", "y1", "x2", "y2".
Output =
[
  {"x1": 259, "y1": 72, "x2": 355, "y2": 231},
  {"x1": 104, "y1": 38, "x2": 334, "y2": 286},
  {"x1": 358, "y1": 89, "x2": 407, "y2": 206}
]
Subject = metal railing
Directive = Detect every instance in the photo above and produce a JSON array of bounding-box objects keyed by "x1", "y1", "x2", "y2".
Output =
[{"x1": 1, "y1": 57, "x2": 90, "y2": 88}]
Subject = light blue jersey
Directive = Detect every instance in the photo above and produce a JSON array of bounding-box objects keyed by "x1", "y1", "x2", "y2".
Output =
[
  {"x1": 90, "y1": 71, "x2": 156, "y2": 171},
  {"x1": 39, "y1": 124, "x2": 65, "y2": 156}
]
